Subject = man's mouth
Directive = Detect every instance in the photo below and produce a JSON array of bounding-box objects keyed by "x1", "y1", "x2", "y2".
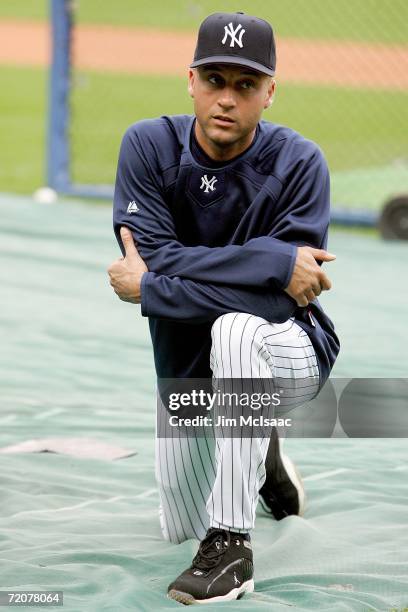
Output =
[{"x1": 212, "y1": 114, "x2": 235, "y2": 124}]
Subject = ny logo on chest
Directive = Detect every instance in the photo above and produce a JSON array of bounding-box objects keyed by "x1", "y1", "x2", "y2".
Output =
[{"x1": 200, "y1": 174, "x2": 218, "y2": 193}]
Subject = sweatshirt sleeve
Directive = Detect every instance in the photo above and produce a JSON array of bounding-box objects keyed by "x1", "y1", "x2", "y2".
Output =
[
  {"x1": 271, "y1": 144, "x2": 331, "y2": 250},
  {"x1": 113, "y1": 125, "x2": 296, "y2": 290},
  {"x1": 140, "y1": 272, "x2": 296, "y2": 324}
]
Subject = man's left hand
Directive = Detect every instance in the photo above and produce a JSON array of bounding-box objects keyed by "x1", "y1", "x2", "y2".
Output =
[{"x1": 107, "y1": 227, "x2": 148, "y2": 304}]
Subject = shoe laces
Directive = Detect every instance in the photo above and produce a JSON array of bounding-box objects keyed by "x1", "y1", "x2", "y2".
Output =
[{"x1": 191, "y1": 529, "x2": 231, "y2": 571}]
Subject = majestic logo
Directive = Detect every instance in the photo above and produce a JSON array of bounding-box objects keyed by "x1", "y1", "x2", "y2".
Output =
[
  {"x1": 200, "y1": 174, "x2": 217, "y2": 193},
  {"x1": 127, "y1": 201, "x2": 139, "y2": 214},
  {"x1": 222, "y1": 22, "x2": 245, "y2": 48}
]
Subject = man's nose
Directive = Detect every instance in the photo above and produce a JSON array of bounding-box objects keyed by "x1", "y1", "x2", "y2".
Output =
[{"x1": 217, "y1": 88, "x2": 236, "y2": 109}]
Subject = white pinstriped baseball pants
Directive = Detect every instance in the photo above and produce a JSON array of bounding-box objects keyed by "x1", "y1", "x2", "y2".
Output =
[{"x1": 155, "y1": 313, "x2": 320, "y2": 544}]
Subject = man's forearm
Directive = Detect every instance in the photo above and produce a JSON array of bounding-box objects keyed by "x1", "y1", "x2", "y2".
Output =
[
  {"x1": 108, "y1": 228, "x2": 333, "y2": 312},
  {"x1": 141, "y1": 271, "x2": 296, "y2": 324},
  {"x1": 116, "y1": 228, "x2": 297, "y2": 291}
]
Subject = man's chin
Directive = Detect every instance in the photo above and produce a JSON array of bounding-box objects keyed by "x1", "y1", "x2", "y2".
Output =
[{"x1": 205, "y1": 127, "x2": 239, "y2": 148}]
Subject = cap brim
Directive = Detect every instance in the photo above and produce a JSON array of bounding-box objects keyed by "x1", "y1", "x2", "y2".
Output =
[{"x1": 190, "y1": 55, "x2": 275, "y2": 76}]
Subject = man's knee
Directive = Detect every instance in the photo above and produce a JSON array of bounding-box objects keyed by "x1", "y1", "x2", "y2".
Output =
[
  {"x1": 211, "y1": 313, "x2": 265, "y2": 348},
  {"x1": 210, "y1": 313, "x2": 270, "y2": 377}
]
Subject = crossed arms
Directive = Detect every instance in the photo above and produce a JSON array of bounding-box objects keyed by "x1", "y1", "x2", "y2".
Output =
[{"x1": 108, "y1": 128, "x2": 335, "y2": 323}]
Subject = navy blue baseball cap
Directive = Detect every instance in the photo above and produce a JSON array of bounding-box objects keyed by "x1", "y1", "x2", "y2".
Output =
[{"x1": 190, "y1": 12, "x2": 276, "y2": 76}]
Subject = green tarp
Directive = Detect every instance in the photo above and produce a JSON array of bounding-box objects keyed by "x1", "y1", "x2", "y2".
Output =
[{"x1": 1, "y1": 195, "x2": 407, "y2": 611}]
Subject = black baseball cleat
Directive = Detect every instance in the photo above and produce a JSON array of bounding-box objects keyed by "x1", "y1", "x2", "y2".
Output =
[
  {"x1": 259, "y1": 426, "x2": 306, "y2": 519},
  {"x1": 167, "y1": 528, "x2": 254, "y2": 605}
]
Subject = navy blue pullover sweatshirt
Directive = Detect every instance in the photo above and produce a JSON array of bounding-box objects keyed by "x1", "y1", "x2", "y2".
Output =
[{"x1": 113, "y1": 115, "x2": 340, "y2": 387}]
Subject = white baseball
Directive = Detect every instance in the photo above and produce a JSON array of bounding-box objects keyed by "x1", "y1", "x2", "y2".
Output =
[{"x1": 33, "y1": 187, "x2": 58, "y2": 204}]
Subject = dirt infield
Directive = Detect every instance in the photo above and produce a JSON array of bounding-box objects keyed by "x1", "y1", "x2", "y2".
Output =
[{"x1": 1, "y1": 19, "x2": 408, "y2": 89}]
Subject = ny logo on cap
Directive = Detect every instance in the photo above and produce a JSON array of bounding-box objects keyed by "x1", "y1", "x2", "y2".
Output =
[
  {"x1": 222, "y1": 22, "x2": 245, "y2": 48},
  {"x1": 200, "y1": 174, "x2": 217, "y2": 193}
]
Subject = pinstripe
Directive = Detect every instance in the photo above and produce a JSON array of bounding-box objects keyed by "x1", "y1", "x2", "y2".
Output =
[
  {"x1": 186, "y1": 431, "x2": 209, "y2": 507},
  {"x1": 232, "y1": 316, "x2": 253, "y2": 526},
  {"x1": 267, "y1": 354, "x2": 317, "y2": 360},
  {"x1": 228, "y1": 314, "x2": 239, "y2": 526},
  {"x1": 247, "y1": 325, "x2": 264, "y2": 526},
  {"x1": 203, "y1": 433, "x2": 217, "y2": 521},
  {"x1": 228, "y1": 313, "x2": 240, "y2": 377},
  {"x1": 238, "y1": 315, "x2": 253, "y2": 529},
  {"x1": 265, "y1": 343, "x2": 313, "y2": 349},
  {"x1": 163, "y1": 419, "x2": 188, "y2": 543},
  {"x1": 278, "y1": 374, "x2": 320, "y2": 381},
  {"x1": 239, "y1": 314, "x2": 253, "y2": 378},
  {"x1": 248, "y1": 321, "x2": 268, "y2": 525},
  {"x1": 262, "y1": 319, "x2": 296, "y2": 338},
  {"x1": 168, "y1": 417, "x2": 190, "y2": 540},
  {"x1": 204, "y1": 433, "x2": 217, "y2": 479},
  {"x1": 220, "y1": 439, "x2": 224, "y2": 526},
  {"x1": 274, "y1": 363, "x2": 318, "y2": 371},
  {"x1": 170, "y1": 426, "x2": 200, "y2": 539},
  {"x1": 162, "y1": 433, "x2": 187, "y2": 542},
  {"x1": 194, "y1": 432, "x2": 216, "y2": 490},
  {"x1": 177, "y1": 432, "x2": 207, "y2": 533},
  {"x1": 218, "y1": 316, "x2": 225, "y2": 527},
  {"x1": 219, "y1": 315, "x2": 225, "y2": 378},
  {"x1": 251, "y1": 452, "x2": 267, "y2": 527},
  {"x1": 157, "y1": 436, "x2": 180, "y2": 543},
  {"x1": 155, "y1": 313, "x2": 320, "y2": 542}
]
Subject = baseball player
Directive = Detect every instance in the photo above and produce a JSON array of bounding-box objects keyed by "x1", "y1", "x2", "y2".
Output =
[{"x1": 108, "y1": 11, "x2": 340, "y2": 605}]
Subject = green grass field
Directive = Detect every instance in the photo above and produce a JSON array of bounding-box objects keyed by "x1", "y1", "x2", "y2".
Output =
[
  {"x1": 1, "y1": 1, "x2": 407, "y2": 208},
  {"x1": 0, "y1": 67, "x2": 46, "y2": 194},
  {"x1": 1, "y1": 65, "x2": 407, "y2": 210},
  {"x1": 71, "y1": 70, "x2": 408, "y2": 180},
  {"x1": 1, "y1": 0, "x2": 407, "y2": 43}
]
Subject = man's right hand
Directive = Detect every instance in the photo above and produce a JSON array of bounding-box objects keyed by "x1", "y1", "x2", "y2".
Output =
[{"x1": 284, "y1": 246, "x2": 336, "y2": 307}]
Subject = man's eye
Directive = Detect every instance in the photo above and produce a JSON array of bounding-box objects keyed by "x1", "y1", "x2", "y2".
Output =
[
  {"x1": 241, "y1": 80, "x2": 255, "y2": 89},
  {"x1": 208, "y1": 75, "x2": 222, "y2": 85}
]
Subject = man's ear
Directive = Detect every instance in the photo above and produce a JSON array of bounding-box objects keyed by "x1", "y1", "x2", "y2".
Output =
[
  {"x1": 188, "y1": 69, "x2": 195, "y2": 98},
  {"x1": 264, "y1": 78, "x2": 276, "y2": 109}
]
